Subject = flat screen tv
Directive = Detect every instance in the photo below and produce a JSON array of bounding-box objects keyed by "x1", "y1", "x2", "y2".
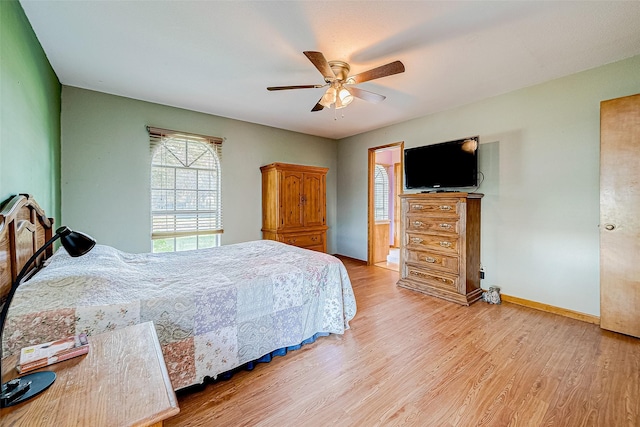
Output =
[{"x1": 404, "y1": 136, "x2": 479, "y2": 189}]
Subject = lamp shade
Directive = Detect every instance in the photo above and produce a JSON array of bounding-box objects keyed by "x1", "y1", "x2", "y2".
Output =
[
  {"x1": 335, "y1": 86, "x2": 354, "y2": 110},
  {"x1": 57, "y1": 226, "x2": 96, "y2": 257},
  {"x1": 319, "y1": 86, "x2": 337, "y2": 108},
  {"x1": 338, "y1": 87, "x2": 353, "y2": 105}
]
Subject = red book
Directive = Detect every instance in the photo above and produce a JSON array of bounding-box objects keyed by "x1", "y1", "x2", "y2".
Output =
[{"x1": 17, "y1": 333, "x2": 89, "y2": 374}]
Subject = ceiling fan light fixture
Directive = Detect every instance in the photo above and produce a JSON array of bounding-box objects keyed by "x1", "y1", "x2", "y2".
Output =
[
  {"x1": 338, "y1": 86, "x2": 353, "y2": 106},
  {"x1": 319, "y1": 86, "x2": 337, "y2": 108},
  {"x1": 334, "y1": 85, "x2": 354, "y2": 109},
  {"x1": 267, "y1": 51, "x2": 405, "y2": 112}
]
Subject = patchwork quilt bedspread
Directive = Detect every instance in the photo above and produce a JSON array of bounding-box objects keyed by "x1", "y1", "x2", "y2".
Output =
[{"x1": 2, "y1": 240, "x2": 357, "y2": 389}]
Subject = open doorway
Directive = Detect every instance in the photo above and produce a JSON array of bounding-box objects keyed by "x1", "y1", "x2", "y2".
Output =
[{"x1": 367, "y1": 142, "x2": 403, "y2": 271}]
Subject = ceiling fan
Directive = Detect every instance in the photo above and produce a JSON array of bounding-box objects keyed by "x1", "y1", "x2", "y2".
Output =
[{"x1": 267, "y1": 51, "x2": 405, "y2": 112}]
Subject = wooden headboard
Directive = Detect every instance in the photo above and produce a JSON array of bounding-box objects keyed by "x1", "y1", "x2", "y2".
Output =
[{"x1": 0, "y1": 194, "x2": 54, "y2": 304}]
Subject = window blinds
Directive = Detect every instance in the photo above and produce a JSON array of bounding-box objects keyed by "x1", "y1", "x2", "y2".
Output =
[
  {"x1": 374, "y1": 164, "x2": 390, "y2": 221},
  {"x1": 148, "y1": 126, "x2": 223, "y2": 241}
]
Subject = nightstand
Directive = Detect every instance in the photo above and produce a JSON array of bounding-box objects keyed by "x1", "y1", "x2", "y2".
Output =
[{"x1": 1, "y1": 322, "x2": 179, "y2": 426}]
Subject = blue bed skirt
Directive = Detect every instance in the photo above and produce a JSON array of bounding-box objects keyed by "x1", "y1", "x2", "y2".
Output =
[{"x1": 178, "y1": 332, "x2": 329, "y2": 393}]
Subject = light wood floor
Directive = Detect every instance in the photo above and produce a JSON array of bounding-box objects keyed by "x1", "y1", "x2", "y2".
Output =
[
  {"x1": 373, "y1": 260, "x2": 399, "y2": 271},
  {"x1": 166, "y1": 257, "x2": 640, "y2": 427}
]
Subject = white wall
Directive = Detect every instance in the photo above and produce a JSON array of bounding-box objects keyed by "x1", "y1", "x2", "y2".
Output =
[
  {"x1": 337, "y1": 55, "x2": 640, "y2": 317},
  {"x1": 61, "y1": 87, "x2": 338, "y2": 254}
]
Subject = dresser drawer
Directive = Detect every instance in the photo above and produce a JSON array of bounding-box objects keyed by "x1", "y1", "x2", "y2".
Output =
[
  {"x1": 278, "y1": 232, "x2": 324, "y2": 248},
  {"x1": 406, "y1": 199, "x2": 460, "y2": 216},
  {"x1": 406, "y1": 215, "x2": 459, "y2": 235},
  {"x1": 406, "y1": 233, "x2": 459, "y2": 254},
  {"x1": 405, "y1": 249, "x2": 459, "y2": 274},
  {"x1": 405, "y1": 265, "x2": 459, "y2": 293}
]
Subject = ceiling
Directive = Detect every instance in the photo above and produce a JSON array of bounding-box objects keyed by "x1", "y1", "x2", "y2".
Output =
[{"x1": 20, "y1": 1, "x2": 640, "y2": 140}]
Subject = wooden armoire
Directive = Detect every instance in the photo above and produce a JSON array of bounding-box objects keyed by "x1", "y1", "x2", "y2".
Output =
[{"x1": 260, "y1": 162, "x2": 328, "y2": 253}]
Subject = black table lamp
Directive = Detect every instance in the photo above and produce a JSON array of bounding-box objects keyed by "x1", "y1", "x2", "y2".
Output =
[{"x1": 0, "y1": 226, "x2": 95, "y2": 407}]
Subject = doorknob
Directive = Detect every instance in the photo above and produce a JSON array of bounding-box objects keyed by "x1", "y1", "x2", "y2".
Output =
[{"x1": 604, "y1": 224, "x2": 616, "y2": 231}]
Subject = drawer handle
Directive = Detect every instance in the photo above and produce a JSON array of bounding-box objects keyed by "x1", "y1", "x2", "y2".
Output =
[
  {"x1": 410, "y1": 237, "x2": 424, "y2": 244},
  {"x1": 424, "y1": 256, "x2": 436, "y2": 263},
  {"x1": 439, "y1": 205, "x2": 452, "y2": 211},
  {"x1": 410, "y1": 271, "x2": 428, "y2": 279},
  {"x1": 412, "y1": 204, "x2": 424, "y2": 210},
  {"x1": 439, "y1": 223, "x2": 452, "y2": 229},
  {"x1": 288, "y1": 239, "x2": 297, "y2": 244},
  {"x1": 311, "y1": 236, "x2": 318, "y2": 241},
  {"x1": 439, "y1": 241, "x2": 452, "y2": 248},
  {"x1": 410, "y1": 271, "x2": 453, "y2": 285},
  {"x1": 413, "y1": 221, "x2": 424, "y2": 227}
]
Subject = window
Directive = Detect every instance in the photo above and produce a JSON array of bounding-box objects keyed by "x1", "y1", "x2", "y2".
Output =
[
  {"x1": 374, "y1": 164, "x2": 389, "y2": 221},
  {"x1": 148, "y1": 126, "x2": 223, "y2": 252}
]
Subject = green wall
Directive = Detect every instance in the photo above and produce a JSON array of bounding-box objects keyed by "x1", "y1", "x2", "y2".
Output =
[
  {"x1": 0, "y1": 0, "x2": 60, "y2": 220},
  {"x1": 337, "y1": 54, "x2": 640, "y2": 317},
  {"x1": 61, "y1": 87, "x2": 338, "y2": 253}
]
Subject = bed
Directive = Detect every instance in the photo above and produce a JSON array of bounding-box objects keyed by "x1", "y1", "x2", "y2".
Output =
[{"x1": 0, "y1": 194, "x2": 356, "y2": 389}]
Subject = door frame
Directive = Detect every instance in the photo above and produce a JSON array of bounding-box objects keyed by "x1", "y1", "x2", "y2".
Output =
[{"x1": 367, "y1": 141, "x2": 404, "y2": 266}]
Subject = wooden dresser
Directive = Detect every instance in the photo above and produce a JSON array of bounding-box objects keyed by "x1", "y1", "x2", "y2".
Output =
[
  {"x1": 261, "y1": 162, "x2": 328, "y2": 253},
  {"x1": 397, "y1": 192, "x2": 483, "y2": 305}
]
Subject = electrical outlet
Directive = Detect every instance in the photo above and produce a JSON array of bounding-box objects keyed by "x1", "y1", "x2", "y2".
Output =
[{"x1": 480, "y1": 266, "x2": 485, "y2": 280}]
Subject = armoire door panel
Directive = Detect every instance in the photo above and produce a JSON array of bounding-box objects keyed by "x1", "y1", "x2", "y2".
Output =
[
  {"x1": 303, "y1": 172, "x2": 325, "y2": 227},
  {"x1": 281, "y1": 170, "x2": 304, "y2": 229}
]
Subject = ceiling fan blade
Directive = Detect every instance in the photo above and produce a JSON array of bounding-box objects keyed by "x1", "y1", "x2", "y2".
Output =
[
  {"x1": 304, "y1": 51, "x2": 335, "y2": 80},
  {"x1": 267, "y1": 84, "x2": 324, "y2": 91},
  {"x1": 311, "y1": 100, "x2": 325, "y2": 112},
  {"x1": 349, "y1": 60, "x2": 405, "y2": 84},
  {"x1": 348, "y1": 87, "x2": 386, "y2": 104}
]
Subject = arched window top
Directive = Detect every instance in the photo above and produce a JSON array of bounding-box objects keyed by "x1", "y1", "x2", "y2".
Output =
[{"x1": 152, "y1": 135, "x2": 220, "y2": 170}]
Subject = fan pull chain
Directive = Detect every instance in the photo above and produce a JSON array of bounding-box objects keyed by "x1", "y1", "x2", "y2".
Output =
[{"x1": 332, "y1": 106, "x2": 345, "y2": 121}]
